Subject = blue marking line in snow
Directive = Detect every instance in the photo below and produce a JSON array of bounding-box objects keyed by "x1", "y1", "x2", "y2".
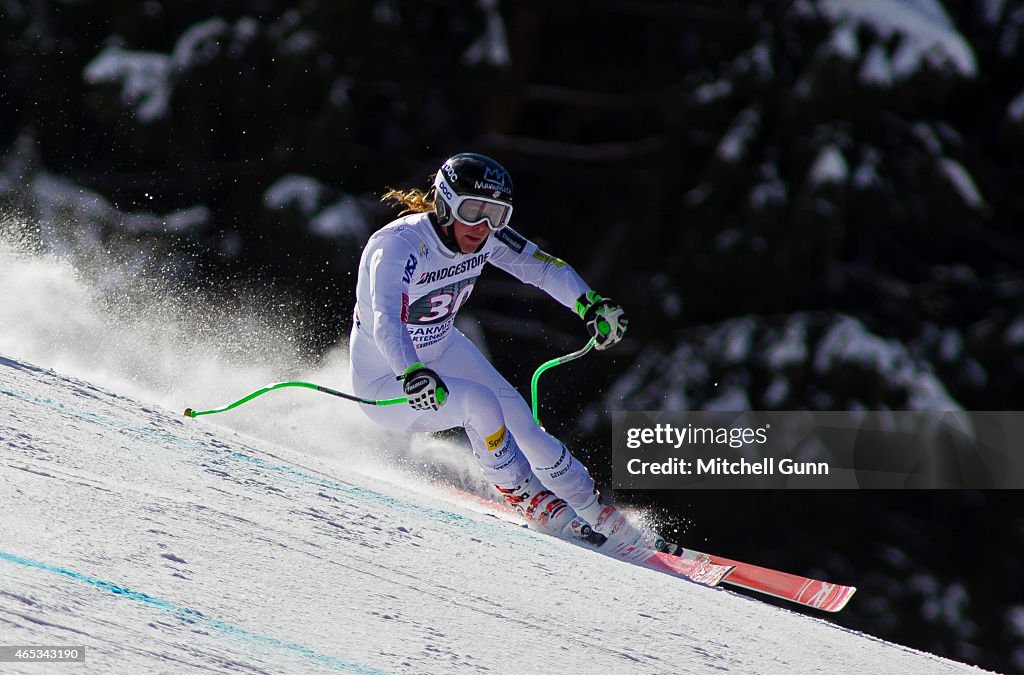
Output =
[{"x1": 0, "y1": 550, "x2": 385, "y2": 674}]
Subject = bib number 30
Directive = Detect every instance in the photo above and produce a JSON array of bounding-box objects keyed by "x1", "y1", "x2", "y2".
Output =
[{"x1": 417, "y1": 282, "x2": 475, "y2": 323}]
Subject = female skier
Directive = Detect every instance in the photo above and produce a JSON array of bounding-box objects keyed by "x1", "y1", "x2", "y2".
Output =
[{"x1": 349, "y1": 152, "x2": 646, "y2": 551}]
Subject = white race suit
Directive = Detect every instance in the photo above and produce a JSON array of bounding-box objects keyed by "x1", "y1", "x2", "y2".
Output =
[{"x1": 348, "y1": 212, "x2": 599, "y2": 510}]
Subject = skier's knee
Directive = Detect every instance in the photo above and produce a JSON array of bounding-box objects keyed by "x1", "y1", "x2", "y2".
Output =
[{"x1": 459, "y1": 380, "x2": 505, "y2": 433}]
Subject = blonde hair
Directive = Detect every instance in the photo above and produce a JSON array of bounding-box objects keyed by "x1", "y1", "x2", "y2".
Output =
[{"x1": 381, "y1": 184, "x2": 435, "y2": 215}]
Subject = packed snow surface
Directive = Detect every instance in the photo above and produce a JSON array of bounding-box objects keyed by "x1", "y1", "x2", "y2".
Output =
[{"x1": 0, "y1": 358, "x2": 987, "y2": 674}]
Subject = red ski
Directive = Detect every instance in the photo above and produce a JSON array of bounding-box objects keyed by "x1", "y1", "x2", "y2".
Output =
[
  {"x1": 673, "y1": 547, "x2": 856, "y2": 612},
  {"x1": 642, "y1": 550, "x2": 735, "y2": 587},
  {"x1": 436, "y1": 484, "x2": 848, "y2": 602}
]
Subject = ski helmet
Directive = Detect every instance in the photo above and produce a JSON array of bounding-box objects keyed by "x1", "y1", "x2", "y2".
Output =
[{"x1": 433, "y1": 153, "x2": 514, "y2": 231}]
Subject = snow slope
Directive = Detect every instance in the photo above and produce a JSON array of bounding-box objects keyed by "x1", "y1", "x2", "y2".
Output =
[
  {"x1": 0, "y1": 241, "x2": 986, "y2": 674},
  {"x1": 0, "y1": 357, "x2": 987, "y2": 675}
]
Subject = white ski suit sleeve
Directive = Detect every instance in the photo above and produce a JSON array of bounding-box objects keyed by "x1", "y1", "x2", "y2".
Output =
[
  {"x1": 365, "y1": 235, "x2": 420, "y2": 375},
  {"x1": 487, "y1": 228, "x2": 591, "y2": 311}
]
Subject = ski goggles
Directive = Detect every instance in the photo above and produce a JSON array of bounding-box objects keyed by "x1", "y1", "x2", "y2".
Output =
[
  {"x1": 435, "y1": 174, "x2": 513, "y2": 231},
  {"x1": 454, "y1": 196, "x2": 512, "y2": 231}
]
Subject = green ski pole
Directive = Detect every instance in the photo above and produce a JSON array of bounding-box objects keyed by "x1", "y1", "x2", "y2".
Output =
[
  {"x1": 530, "y1": 337, "x2": 597, "y2": 426},
  {"x1": 183, "y1": 381, "x2": 406, "y2": 418},
  {"x1": 186, "y1": 337, "x2": 595, "y2": 422}
]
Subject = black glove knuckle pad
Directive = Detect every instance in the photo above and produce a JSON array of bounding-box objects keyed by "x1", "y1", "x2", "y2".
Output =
[{"x1": 402, "y1": 366, "x2": 447, "y2": 411}]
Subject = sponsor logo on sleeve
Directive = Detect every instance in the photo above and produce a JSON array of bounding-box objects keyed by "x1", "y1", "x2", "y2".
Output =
[
  {"x1": 402, "y1": 253, "x2": 418, "y2": 284},
  {"x1": 495, "y1": 227, "x2": 527, "y2": 253},
  {"x1": 532, "y1": 250, "x2": 567, "y2": 267},
  {"x1": 401, "y1": 293, "x2": 409, "y2": 324}
]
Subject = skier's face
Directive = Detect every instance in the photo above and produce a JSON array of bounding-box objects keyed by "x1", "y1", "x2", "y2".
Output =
[{"x1": 451, "y1": 219, "x2": 490, "y2": 253}]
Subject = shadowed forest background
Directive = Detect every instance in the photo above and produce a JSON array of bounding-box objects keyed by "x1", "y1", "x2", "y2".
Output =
[{"x1": 2, "y1": 1, "x2": 1023, "y2": 671}]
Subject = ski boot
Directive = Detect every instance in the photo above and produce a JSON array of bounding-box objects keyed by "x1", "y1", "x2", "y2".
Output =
[
  {"x1": 653, "y1": 537, "x2": 684, "y2": 556},
  {"x1": 574, "y1": 486, "x2": 659, "y2": 560},
  {"x1": 496, "y1": 473, "x2": 579, "y2": 538}
]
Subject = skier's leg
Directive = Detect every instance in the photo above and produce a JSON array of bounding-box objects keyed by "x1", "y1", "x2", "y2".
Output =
[
  {"x1": 435, "y1": 332, "x2": 654, "y2": 550},
  {"x1": 436, "y1": 333, "x2": 599, "y2": 509},
  {"x1": 353, "y1": 364, "x2": 579, "y2": 536}
]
